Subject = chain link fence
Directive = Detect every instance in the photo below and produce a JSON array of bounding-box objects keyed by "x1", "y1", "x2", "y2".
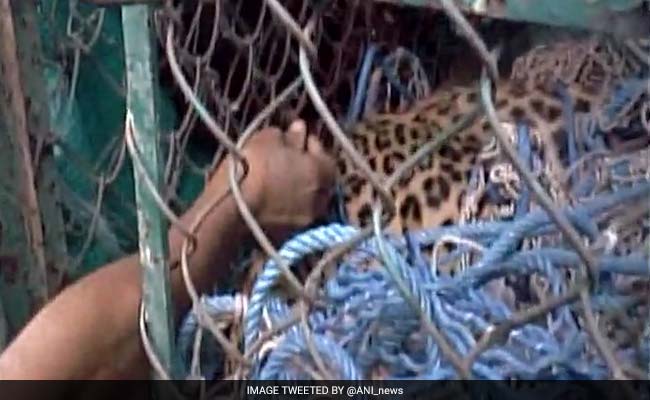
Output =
[
  {"x1": 1, "y1": 0, "x2": 649, "y2": 389},
  {"x1": 151, "y1": 0, "x2": 650, "y2": 384}
]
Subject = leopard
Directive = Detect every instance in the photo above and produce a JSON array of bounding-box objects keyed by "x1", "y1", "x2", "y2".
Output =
[
  {"x1": 326, "y1": 35, "x2": 650, "y2": 310},
  {"x1": 240, "y1": 38, "x2": 648, "y2": 362},
  {"x1": 335, "y1": 36, "x2": 649, "y2": 243},
  {"x1": 243, "y1": 36, "x2": 648, "y2": 291}
]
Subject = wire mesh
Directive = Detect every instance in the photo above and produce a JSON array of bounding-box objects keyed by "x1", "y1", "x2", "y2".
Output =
[
  {"x1": 9, "y1": 0, "x2": 649, "y2": 388},
  {"x1": 148, "y1": 0, "x2": 649, "y2": 385}
]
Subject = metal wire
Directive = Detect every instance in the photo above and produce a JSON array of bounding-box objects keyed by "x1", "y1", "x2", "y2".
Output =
[
  {"x1": 160, "y1": 0, "x2": 649, "y2": 382},
  {"x1": 28, "y1": 0, "x2": 650, "y2": 385}
]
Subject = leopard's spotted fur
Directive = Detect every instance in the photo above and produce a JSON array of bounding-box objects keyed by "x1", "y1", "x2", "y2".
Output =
[{"x1": 336, "y1": 38, "x2": 648, "y2": 242}]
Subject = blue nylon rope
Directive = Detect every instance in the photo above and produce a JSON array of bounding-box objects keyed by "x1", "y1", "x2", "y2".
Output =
[{"x1": 174, "y1": 68, "x2": 649, "y2": 380}]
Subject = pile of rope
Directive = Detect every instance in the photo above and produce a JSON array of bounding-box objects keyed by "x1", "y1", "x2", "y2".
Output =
[
  {"x1": 174, "y1": 38, "x2": 650, "y2": 381},
  {"x1": 178, "y1": 189, "x2": 649, "y2": 379}
]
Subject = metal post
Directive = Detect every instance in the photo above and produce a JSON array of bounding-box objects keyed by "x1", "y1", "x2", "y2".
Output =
[{"x1": 122, "y1": 5, "x2": 179, "y2": 378}]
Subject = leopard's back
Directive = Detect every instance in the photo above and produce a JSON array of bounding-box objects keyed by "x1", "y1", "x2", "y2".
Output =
[{"x1": 336, "y1": 37, "x2": 646, "y2": 236}]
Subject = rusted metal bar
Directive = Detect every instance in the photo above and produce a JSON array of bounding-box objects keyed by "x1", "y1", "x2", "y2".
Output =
[
  {"x1": 11, "y1": 0, "x2": 70, "y2": 297},
  {"x1": 0, "y1": 0, "x2": 58, "y2": 345}
]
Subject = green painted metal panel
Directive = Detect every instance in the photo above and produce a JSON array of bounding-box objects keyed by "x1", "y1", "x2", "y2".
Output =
[
  {"x1": 377, "y1": 0, "x2": 648, "y2": 35},
  {"x1": 503, "y1": 0, "x2": 646, "y2": 34},
  {"x1": 122, "y1": 4, "x2": 181, "y2": 378}
]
